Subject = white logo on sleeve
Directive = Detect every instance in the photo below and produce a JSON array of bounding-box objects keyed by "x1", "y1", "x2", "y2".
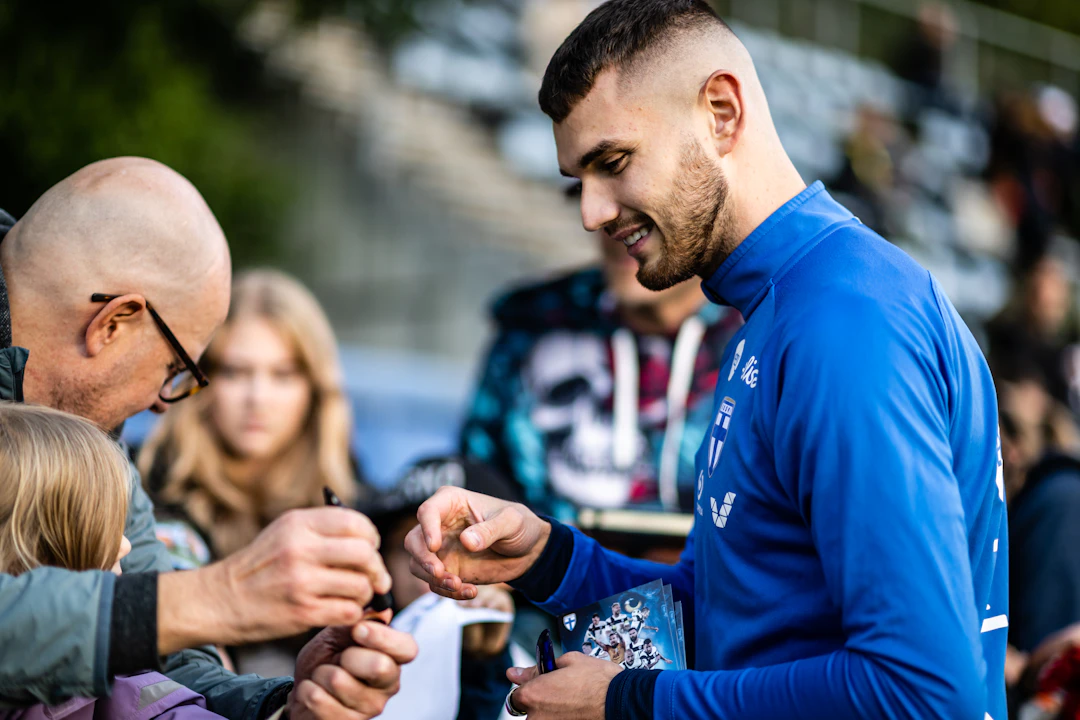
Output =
[
  {"x1": 710, "y1": 492, "x2": 736, "y2": 528},
  {"x1": 563, "y1": 614, "x2": 577, "y2": 632},
  {"x1": 995, "y1": 431, "x2": 1005, "y2": 502},
  {"x1": 740, "y1": 356, "x2": 758, "y2": 388},
  {"x1": 728, "y1": 339, "x2": 745, "y2": 381}
]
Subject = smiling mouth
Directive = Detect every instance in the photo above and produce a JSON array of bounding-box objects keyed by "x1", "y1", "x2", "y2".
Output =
[
  {"x1": 626, "y1": 225, "x2": 648, "y2": 248},
  {"x1": 621, "y1": 223, "x2": 653, "y2": 248}
]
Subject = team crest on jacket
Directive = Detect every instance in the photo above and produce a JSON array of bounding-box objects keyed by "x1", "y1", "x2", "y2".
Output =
[
  {"x1": 708, "y1": 397, "x2": 735, "y2": 477},
  {"x1": 563, "y1": 613, "x2": 576, "y2": 632}
]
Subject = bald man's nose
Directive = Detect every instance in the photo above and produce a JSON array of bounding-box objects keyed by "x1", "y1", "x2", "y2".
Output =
[{"x1": 580, "y1": 181, "x2": 619, "y2": 233}]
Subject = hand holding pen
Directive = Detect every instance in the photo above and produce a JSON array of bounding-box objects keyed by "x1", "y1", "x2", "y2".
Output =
[{"x1": 324, "y1": 487, "x2": 394, "y2": 616}]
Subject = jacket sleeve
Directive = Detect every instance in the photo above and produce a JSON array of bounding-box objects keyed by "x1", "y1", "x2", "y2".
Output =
[
  {"x1": 125, "y1": 464, "x2": 293, "y2": 720},
  {"x1": 0, "y1": 454, "x2": 163, "y2": 706},
  {"x1": 0, "y1": 566, "x2": 115, "y2": 706},
  {"x1": 161, "y1": 652, "x2": 291, "y2": 720},
  {"x1": 514, "y1": 523, "x2": 696, "y2": 623},
  {"x1": 635, "y1": 299, "x2": 985, "y2": 720}
]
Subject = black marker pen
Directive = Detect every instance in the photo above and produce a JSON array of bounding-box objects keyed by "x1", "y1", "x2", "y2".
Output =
[{"x1": 323, "y1": 486, "x2": 394, "y2": 614}]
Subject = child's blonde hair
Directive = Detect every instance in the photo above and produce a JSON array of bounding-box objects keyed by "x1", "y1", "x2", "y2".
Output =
[{"x1": 0, "y1": 402, "x2": 130, "y2": 574}]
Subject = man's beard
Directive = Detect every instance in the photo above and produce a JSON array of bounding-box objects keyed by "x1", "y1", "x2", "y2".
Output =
[
  {"x1": 636, "y1": 139, "x2": 730, "y2": 292},
  {"x1": 51, "y1": 373, "x2": 120, "y2": 432}
]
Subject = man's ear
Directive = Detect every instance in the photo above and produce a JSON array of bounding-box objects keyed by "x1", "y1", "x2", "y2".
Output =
[
  {"x1": 85, "y1": 294, "x2": 148, "y2": 358},
  {"x1": 702, "y1": 70, "x2": 743, "y2": 157}
]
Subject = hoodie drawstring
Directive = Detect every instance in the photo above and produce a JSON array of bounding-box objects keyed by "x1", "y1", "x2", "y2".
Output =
[
  {"x1": 658, "y1": 316, "x2": 706, "y2": 510},
  {"x1": 611, "y1": 316, "x2": 707, "y2": 511},
  {"x1": 611, "y1": 328, "x2": 639, "y2": 472}
]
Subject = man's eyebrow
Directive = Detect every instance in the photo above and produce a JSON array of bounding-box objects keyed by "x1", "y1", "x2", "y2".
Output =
[{"x1": 558, "y1": 139, "x2": 623, "y2": 177}]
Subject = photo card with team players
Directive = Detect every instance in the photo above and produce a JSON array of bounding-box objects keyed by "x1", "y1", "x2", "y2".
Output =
[
  {"x1": 674, "y1": 601, "x2": 685, "y2": 667},
  {"x1": 558, "y1": 579, "x2": 685, "y2": 671}
]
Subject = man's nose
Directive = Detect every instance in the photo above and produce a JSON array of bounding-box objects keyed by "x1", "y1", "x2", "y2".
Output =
[{"x1": 580, "y1": 181, "x2": 620, "y2": 233}]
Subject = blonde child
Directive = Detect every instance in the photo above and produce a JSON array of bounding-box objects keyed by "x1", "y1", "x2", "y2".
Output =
[{"x1": 0, "y1": 403, "x2": 224, "y2": 720}]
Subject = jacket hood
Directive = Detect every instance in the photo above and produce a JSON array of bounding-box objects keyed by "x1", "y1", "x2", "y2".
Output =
[
  {"x1": 0, "y1": 208, "x2": 28, "y2": 401},
  {"x1": 491, "y1": 268, "x2": 616, "y2": 333},
  {"x1": 0, "y1": 210, "x2": 14, "y2": 238}
]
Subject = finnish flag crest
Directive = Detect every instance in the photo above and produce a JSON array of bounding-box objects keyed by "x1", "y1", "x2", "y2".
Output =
[
  {"x1": 563, "y1": 613, "x2": 577, "y2": 632},
  {"x1": 708, "y1": 397, "x2": 736, "y2": 477}
]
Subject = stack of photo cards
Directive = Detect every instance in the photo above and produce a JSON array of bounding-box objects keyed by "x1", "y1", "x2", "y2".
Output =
[{"x1": 558, "y1": 579, "x2": 686, "y2": 671}]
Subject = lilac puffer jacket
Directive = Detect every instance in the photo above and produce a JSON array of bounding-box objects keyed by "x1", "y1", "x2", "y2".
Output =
[{"x1": 0, "y1": 672, "x2": 223, "y2": 720}]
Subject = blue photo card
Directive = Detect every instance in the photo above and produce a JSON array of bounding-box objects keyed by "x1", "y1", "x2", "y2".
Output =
[{"x1": 558, "y1": 579, "x2": 683, "y2": 670}]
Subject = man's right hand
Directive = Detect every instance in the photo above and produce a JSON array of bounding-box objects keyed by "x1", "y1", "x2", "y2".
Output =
[
  {"x1": 158, "y1": 507, "x2": 392, "y2": 654},
  {"x1": 404, "y1": 486, "x2": 550, "y2": 601}
]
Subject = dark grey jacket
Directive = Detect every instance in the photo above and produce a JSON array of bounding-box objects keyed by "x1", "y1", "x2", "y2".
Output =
[{"x1": 0, "y1": 209, "x2": 291, "y2": 718}]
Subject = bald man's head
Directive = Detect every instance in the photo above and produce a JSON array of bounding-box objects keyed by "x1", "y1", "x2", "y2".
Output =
[
  {"x1": 4, "y1": 157, "x2": 229, "y2": 315},
  {"x1": 543, "y1": 0, "x2": 805, "y2": 291},
  {"x1": 2, "y1": 157, "x2": 232, "y2": 429}
]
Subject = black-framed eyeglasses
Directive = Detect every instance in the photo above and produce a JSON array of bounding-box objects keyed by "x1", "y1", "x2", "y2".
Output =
[{"x1": 91, "y1": 293, "x2": 210, "y2": 403}]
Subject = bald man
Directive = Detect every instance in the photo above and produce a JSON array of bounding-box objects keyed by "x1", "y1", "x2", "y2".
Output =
[
  {"x1": 404, "y1": 2, "x2": 1007, "y2": 720},
  {"x1": 0, "y1": 158, "x2": 415, "y2": 720}
]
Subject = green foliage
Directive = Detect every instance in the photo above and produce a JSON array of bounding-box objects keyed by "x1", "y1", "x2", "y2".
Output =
[{"x1": 0, "y1": 1, "x2": 296, "y2": 267}]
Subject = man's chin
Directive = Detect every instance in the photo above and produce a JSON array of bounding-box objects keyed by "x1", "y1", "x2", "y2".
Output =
[{"x1": 635, "y1": 259, "x2": 694, "y2": 292}]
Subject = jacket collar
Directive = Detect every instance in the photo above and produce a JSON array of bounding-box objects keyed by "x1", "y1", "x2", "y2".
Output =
[
  {"x1": 701, "y1": 181, "x2": 854, "y2": 318},
  {"x1": 0, "y1": 209, "x2": 15, "y2": 349}
]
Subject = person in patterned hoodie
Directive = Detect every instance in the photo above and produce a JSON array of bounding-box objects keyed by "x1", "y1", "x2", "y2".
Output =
[{"x1": 461, "y1": 237, "x2": 741, "y2": 523}]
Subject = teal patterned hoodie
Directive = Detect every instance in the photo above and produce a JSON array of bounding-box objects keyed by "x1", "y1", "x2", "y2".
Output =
[{"x1": 460, "y1": 268, "x2": 741, "y2": 522}]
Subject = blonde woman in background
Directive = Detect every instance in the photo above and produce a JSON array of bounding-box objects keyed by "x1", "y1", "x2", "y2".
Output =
[
  {"x1": 0, "y1": 402, "x2": 225, "y2": 720},
  {"x1": 138, "y1": 269, "x2": 366, "y2": 676}
]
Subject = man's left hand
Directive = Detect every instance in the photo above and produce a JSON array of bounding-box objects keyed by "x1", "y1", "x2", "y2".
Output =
[
  {"x1": 289, "y1": 613, "x2": 418, "y2": 720},
  {"x1": 506, "y1": 652, "x2": 622, "y2": 720}
]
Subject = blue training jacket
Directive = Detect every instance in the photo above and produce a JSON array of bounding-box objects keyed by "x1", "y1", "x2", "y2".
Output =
[{"x1": 516, "y1": 182, "x2": 1008, "y2": 720}]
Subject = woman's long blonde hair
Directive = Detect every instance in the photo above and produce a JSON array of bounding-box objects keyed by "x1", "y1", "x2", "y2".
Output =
[
  {"x1": 0, "y1": 403, "x2": 130, "y2": 575},
  {"x1": 138, "y1": 269, "x2": 356, "y2": 558}
]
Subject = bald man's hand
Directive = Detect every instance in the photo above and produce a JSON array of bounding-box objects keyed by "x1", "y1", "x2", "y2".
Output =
[
  {"x1": 405, "y1": 487, "x2": 551, "y2": 600},
  {"x1": 158, "y1": 508, "x2": 392, "y2": 654}
]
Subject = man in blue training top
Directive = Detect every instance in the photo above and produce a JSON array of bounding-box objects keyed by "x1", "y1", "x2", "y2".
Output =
[{"x1": 405, "y1": 1, "x2": 1008, "y2": 718}]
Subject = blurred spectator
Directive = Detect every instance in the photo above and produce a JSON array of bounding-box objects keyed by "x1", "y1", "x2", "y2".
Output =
[
  {"x1": 460, "y1": 235, "x2": 741, "y2": 522},
  {"x1": 988, "y1": 257, "x2": 1079, "y2": 406},
  {"x1": 892, "y1": 2, "x2": 960, "y2": 112},
  {"x1": 830, "y1": 105, "x2": 905, "y2": 234},
  {"x1": 366, "y1": 457, "x2": 520, "y2": 720},
  {"x1": 987, "y1": 88, "x2": 1079, "y2": 270},
  {"x1": 138, "y1": 269, "x2": 364, "y2": 676},
  {"x1": 1000, "y1": 365, "x2": 1080, "y2": 710}
]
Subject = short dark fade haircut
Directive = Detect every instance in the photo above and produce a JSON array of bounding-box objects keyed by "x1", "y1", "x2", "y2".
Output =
[{"x1": 539, "y1": 0, "x2": 730, "y2": 123}]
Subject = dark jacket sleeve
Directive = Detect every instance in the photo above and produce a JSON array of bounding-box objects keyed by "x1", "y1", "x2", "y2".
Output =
[
  {"x1": 1009, "y1": 469, "x2": 1080, "y2": 652},
  {"x1": 123, "y1": 462, "x2": 294, "y2": 720}
]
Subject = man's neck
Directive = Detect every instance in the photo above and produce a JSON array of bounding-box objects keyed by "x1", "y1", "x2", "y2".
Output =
[
  {"x1": 699, "y1": 157, "x2": 808, "y2": 281},
  {"x1": 617, "y1": 283, "x2": 705, "y2": 336}
]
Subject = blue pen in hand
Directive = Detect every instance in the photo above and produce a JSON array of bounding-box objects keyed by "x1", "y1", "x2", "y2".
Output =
[{"x1": 535, "y1": 629, "x2": 556, "y2": 674}]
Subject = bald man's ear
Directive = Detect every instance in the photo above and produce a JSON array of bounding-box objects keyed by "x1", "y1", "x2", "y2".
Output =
[
  {"x1": 85, "y1": 294, "x2": 149, "y2": 358},
  {"x1": 702, "y1": 71, "x2": 743, "y2": 157}
]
